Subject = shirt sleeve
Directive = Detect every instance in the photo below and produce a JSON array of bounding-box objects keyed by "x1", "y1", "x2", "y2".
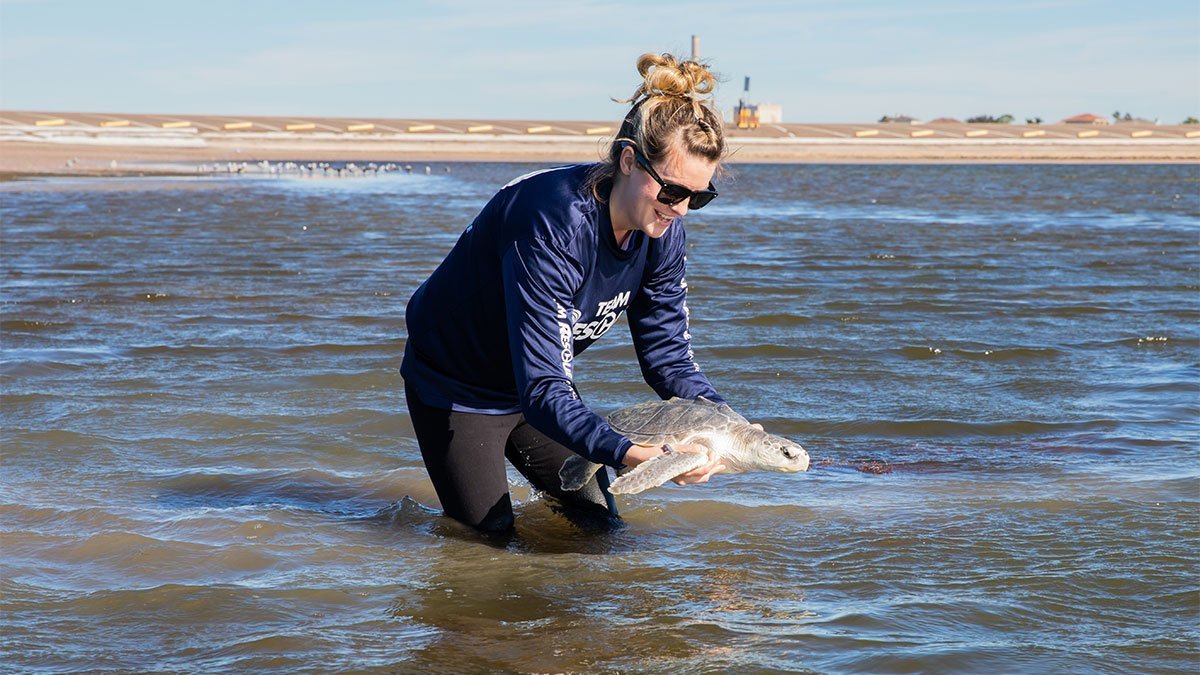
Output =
[
  {"x1": 627, "y1": 229, "x2": 723, "y2": 403},
  {"x1": 501, "y1": 237, "x2": 634, "y2": 467}
]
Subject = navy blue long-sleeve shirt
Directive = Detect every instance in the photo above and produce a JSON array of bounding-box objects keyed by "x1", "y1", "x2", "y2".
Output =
[{"x1": 401, "y1": 164, "x2": 721, "y2": 467}]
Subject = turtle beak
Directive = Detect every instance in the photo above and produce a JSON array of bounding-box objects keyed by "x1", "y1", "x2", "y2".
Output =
[
  {"x1": 786, "y1": 446, "x2": 810, "y2": 472},
  {"x1": 796, "y1": 449, "x2": 810, "y2": 471}
]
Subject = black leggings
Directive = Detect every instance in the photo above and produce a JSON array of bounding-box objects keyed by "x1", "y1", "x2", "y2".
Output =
[{"x1": 405, "y1": 385, "x2": 617, "y2": 532}]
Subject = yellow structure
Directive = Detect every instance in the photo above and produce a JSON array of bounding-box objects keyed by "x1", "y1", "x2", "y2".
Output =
[
  {"x1": 736, "y1": 107, "x2": 759, "y2": 129},
  {"x1": 734, "y1": 76, "x2": 759, "y2": 129}
]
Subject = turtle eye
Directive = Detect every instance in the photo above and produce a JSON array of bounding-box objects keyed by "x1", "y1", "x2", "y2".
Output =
[{"x1": 782, "y1": 448, "x2": 794, "y2": 460}]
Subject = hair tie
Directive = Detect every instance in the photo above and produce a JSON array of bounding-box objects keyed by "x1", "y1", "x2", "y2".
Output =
[
  {"x1": 645, "y1": 88, "x2": 710, "y2": 121},
  {"x1": 647, "y1": 87, "x2": 704, "y2": 101}
]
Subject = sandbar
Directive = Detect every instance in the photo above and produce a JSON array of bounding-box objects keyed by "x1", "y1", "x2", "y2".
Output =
[{"x1": 2, "y1": 111, "x2": 1196, "y2": 176}]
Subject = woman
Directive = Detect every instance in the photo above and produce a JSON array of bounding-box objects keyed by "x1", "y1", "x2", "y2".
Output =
[{"x1": 402, "y1": 52, "x2": 728, "y2": 532}]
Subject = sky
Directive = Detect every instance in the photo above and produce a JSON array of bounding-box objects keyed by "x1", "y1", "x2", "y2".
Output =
[{"x1": 1, "y1": 0, "x2": 1197, "y2": 124}]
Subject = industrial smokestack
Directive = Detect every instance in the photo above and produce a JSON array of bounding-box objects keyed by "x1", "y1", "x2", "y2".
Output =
[{"x1": 691, "y1": 35, "x2": 699, "y2": 60}]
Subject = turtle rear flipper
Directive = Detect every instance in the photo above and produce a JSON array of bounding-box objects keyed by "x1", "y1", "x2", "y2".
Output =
[
  {"x1": 608, "y1": 451, "x2": 709, "y2": 495},
  {"x1": 559, "y1": 455, "x2": 603, "y2": 491}
]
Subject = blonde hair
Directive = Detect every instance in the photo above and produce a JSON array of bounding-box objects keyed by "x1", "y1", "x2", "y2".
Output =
[{"x1": 586, "y1": 52, "x2": 725, "y2": 200}]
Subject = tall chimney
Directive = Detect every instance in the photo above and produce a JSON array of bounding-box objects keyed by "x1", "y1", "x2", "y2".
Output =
[{"x1": 691, "y1": 35, "x2": 699, "y2": 60}]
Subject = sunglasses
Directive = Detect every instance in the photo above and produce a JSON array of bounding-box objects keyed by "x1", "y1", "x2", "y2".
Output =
[{"x1": 630, "y1": 148, "x2": 718, "y2": 210}]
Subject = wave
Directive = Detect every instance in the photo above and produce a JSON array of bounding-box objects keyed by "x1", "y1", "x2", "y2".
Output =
[
  {"x1": 296, "y1": 370, "x2": 400, "y2": 391},
  {"x1": 727, "y1": 312, "x2": 815, "y2": 327},
  {"x1": 123, "y1": 340, "x2": 403, "y2": 358},
  {"x1": 149, "y1": 466, "x2": 426, "y2": 516},
  {"x1": 1, "y1": 360, "x2": 89, "y2": 377},
  {"x1": 270, "y1": 313, "x2": 397, "y2": 326},
  {"x1": 706, "y1": 344, "x2": 824, "y2": 360},
  {"x1": 0, "y1": 319, "x2": 75, "y2": 333},
  {"x1": 775, "y1": 417, "x2": 1128, "y2": 439},
  {"x1": 896, "y1": 345, "x2": 1067, "y2": 361},
  {"x1": 0, "y1": 503, "x2": 142, "y2": 535}
]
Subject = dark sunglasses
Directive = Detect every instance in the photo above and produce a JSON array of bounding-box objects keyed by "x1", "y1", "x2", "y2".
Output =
[{"x1": 630, "y1": 148, "x2": 718, "y2": 210}]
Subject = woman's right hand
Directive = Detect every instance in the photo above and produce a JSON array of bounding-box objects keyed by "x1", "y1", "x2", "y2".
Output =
[{"x1": 622, "y1": 443, "x2": 725, "y2": 486}]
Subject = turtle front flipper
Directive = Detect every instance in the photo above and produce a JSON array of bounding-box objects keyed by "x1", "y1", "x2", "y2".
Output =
[
  {"x1": 608, "y1": 451, "x2": 709, "y2": 495},
  {"x1": 560, "y1": 455, "x2": 604, "y2": 491}
]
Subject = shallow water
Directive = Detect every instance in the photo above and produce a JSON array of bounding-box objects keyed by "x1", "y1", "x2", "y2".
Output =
[{"x1": 2, "y1": 163, "x2": 1198, "y2": 673}]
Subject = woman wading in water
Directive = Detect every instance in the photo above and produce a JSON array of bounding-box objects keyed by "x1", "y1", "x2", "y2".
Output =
[{"x1": 402, "y1": 53, "x2": 728, "y2": 532}]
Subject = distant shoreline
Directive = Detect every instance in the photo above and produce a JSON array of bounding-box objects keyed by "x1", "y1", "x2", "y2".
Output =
[{"x1": 2, "y1": 110, "x2": 1197, "y2": 174}]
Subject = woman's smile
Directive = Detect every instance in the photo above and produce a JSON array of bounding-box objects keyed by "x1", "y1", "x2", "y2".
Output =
[{"x1": 618, "y1": 145, "x2": 715, "y2": 241}]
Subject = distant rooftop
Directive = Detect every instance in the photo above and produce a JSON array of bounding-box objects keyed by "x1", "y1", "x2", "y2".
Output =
[{"x1": 1063, "y1": 113, "x2": 1108, "y2": 125}]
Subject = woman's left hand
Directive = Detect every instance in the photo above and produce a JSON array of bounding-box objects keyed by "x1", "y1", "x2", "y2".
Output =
[{"x1": 666, "y1": 443, "x2": 726, "y2": 486}]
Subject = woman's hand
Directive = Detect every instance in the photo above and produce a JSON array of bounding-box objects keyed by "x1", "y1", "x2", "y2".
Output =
[{"x1": 623, "y1": 443, "x2": 726, "y2": 486}]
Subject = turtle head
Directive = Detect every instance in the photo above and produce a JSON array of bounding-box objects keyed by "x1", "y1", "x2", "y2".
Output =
[{"x1": 758, "y1": 435, "x2": 810, "y2": 473}]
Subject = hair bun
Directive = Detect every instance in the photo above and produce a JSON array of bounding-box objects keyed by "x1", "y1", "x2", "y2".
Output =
[{"x1": 632, "y1": 52, "x2": 716, "y2": 103}]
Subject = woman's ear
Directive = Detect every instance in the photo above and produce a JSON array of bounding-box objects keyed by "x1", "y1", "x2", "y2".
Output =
[{"x1": 618, "y1": 145, "x2": 636, "y2": 177}]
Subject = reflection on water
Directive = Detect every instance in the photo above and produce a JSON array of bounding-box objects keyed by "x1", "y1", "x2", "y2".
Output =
[{"x1": 2, "y1": 163, "x2": 1197, "y2": 672}]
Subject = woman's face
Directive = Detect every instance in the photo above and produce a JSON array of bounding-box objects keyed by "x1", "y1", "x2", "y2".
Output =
[{"x1": 614, "y1": 143, "x2": 717, "y2": 239}]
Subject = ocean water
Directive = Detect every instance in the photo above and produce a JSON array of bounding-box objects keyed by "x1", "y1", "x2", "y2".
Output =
[{"x1": 1, "y1": 163, "x2": 1197, "y2": 673}]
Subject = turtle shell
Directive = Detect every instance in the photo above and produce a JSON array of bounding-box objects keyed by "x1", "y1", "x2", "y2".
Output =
[{"x1": 606, "y1": 396, "x2": 749, "y2": 445}]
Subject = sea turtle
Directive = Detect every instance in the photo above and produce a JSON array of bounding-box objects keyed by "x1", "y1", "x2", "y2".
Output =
[{"x1": 560, "y1": 397, "x2": 810, "y2": 495}]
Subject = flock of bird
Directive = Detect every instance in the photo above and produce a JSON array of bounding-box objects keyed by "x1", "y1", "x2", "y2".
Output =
[{"x1": 197, "y1": 160, "x2": 447, "y2": 176}]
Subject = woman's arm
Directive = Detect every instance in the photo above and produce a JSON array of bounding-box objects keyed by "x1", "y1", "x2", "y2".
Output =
[
  {"x1": 501, "y1": 237, "x2": 634, "y2": 467},
  {"x1": 627, "y1": 226, "x2": 723, "y2": 402}
]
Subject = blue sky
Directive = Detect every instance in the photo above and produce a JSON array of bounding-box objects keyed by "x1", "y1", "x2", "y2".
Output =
[{"x1": 1, "y1": 0, "x2": 1197, "y2": 123}]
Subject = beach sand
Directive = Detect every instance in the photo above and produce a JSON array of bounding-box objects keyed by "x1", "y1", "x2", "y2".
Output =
[{"x1": 2, "y1": 112, "x2": 1197, "y2": 175}]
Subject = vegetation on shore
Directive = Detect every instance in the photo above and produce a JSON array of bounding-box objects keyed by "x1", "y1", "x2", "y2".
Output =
[
  {"x1": 967, "y1": 114, "x2": 1015, "y2": 124},
  {"x1": 876, "y1": 111, "x2": 1199, "y2": 125}
]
